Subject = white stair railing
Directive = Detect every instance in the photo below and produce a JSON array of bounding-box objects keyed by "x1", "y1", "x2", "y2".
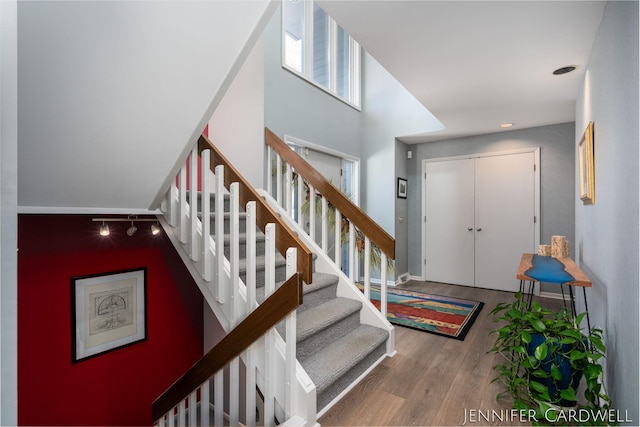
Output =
[
  {"x1": 153, "y1": 139, "x2": 315, "y2": 426},
  {"x1": 265, "y1": 129, "x2": 394, "y2": 318}
]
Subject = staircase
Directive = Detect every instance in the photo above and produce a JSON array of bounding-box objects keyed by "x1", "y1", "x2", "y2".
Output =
[
  {"x1": 152, "y1": 131, "x2": 395, "y2": 426},
  {"x1": 210, "y1": 193, "x2": 389, "y2": 412}
]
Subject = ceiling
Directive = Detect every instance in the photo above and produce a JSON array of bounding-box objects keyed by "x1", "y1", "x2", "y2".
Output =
[{"x1": 317, "y1": 0, "x2": 606, "y2": 143}]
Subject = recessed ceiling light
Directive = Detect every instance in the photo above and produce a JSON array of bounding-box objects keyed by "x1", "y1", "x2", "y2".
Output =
[
  {"x1": 499, "y1": 123, "x2": 514, "y2": 128},
  {"x1": 553, "y1": 66, "x2": 577, "y2": 75}
]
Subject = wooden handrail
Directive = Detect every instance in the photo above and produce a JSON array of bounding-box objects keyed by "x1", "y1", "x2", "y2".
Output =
[
  {"x1": 198, "y1": 134, "x2": 313, "y2": 284},
  {"x1": 265, "y1": 128, "x2": 395, "y2": 260},
  {"x1": 152, "y1": 272, "x2": 303, "y2": 422}
]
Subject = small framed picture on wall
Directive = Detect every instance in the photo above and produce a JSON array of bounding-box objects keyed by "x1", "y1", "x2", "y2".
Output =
[
  {"x1": 71, "y1": 267, "x2": 147, "y2": 363},
  {"x1": 397, "y1": 177, "x2": 408, "y2": 199}
]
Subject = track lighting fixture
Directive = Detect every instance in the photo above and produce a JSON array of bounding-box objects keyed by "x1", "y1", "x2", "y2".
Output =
[
  {"x1": 93, "y1": 216, "x2": 161, "y2": 237},
  {"x1": 99, "y1": 221, "x2": 110, "y2": 236},
  {"x1": 126, "y1": 221, "x2": 138, "y2": 236},
  {"x1": 151, "y1": 222, "x2": 161, "y2": 236}
]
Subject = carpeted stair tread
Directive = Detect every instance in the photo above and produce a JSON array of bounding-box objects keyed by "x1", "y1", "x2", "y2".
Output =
[
  {"x1": 223, "y1": 232, "x2": 266, "y2": 245},
  {"x1": 294, "y1": 297, "x2": 361, "y2": 343},
  {"x1": 300, "y1": 324, "x2": 388, "y2": 395},
  {"x1": 238, "y1": 253, "x2": 286, "y2": 274},
  {"x1": 301, "y1": 272, "x2": 338, "y2": 296}
]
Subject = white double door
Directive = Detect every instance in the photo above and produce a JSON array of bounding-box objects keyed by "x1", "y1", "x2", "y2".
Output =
[{"x1": 423, "y1": 151, "x2": 537, "y2": 292}]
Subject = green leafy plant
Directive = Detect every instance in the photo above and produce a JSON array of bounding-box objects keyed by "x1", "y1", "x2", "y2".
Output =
[{"x1": 489, "y1": 292, "x2": 613, "y2": 425}]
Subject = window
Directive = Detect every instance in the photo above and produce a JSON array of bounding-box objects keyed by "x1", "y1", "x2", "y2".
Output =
[{"x1": 283, "y1": 1, "x2": 361, "y2": 109}]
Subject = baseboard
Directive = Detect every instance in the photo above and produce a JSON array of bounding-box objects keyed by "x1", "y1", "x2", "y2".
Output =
[
  {"x1": 410, "y1": 275, "x2": 423, "y2": 281},
  {"x1": 539, "y1": 291, "x2": 573, "y2": 301},
  {"x1": 360, "y1": 276, "x2": 397, "y2": 288},
  {"x1": 395, "y1": 272, "x2": 411, "y2": 286}
]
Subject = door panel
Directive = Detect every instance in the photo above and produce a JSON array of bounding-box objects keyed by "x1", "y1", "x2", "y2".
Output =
[
  {"x1": 474, "y1": 153, "x2": 535, "y2": 292},
  {"x1": 424, "y1": 159, "x2": 475, "y2": 286}
]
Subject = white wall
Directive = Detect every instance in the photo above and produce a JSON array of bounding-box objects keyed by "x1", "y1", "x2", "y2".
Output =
[
  {"x1": 0, "y1": 0, "x2": 18, "y2": 422},
  {"x1": 17, "y1": 0, "x2": 276, "y2": 213},
  {"x1": 360, "y1": 53, "x2": 443, "y2": 238},
  {"x1": 209, "y1": 36, "x2": 265, "y2": 188},
  {"x1": 574, "y1": 1, "x2": 639, "y2": 422}
]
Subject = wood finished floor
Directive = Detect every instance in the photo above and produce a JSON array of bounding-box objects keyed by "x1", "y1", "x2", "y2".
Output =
[{"x1": 318, "y1": 281, "x2": 564, "y2": 426}]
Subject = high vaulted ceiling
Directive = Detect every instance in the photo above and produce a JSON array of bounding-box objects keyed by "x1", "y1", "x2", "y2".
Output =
[{"x1": 317, "y1": 0, "x2": 606, "y2": 143}]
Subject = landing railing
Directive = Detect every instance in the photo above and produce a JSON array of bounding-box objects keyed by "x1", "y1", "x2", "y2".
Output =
[
  {"x1": 265, "y1": 128, "x2": 395, "y2": 316},
  {"x1": 153, "y1": 134, "x2": 315, "y2": 426}
]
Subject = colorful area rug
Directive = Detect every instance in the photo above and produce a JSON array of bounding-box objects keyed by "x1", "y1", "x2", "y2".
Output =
[{"x1": 358, "y1": 285, "x2": 484, "y2": 340}]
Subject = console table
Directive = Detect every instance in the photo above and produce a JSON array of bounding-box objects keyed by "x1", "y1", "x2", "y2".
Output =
[{"x1": 516, "y1": 253, "x2": 592, "y2": 331}]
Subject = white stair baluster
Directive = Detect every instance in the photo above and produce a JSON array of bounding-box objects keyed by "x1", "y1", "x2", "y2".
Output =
[
  {"x1": 245, "y1": 201, "x2": 257, "y2": 427},
  {"x1": 364, "y1": 237, "x2": 371, "y2": 301},
  {"x1": 188, "y1": 389, "x2": 197, "y2": 426},
  {"x1": 230, "y1": 182, "x2": 239, "y2": 326},
  {"x1": 335, "y1": 210, "x2": 342, "y2": 268},
  {"x1": 168, "y1": 407, "x2": 175, "y2": 427},
  {"x1": 321, "y1": 197, "x2": 328, "y2": 253},
  {"x1": 168, "y1": 184, "x2": 178, "y2": 227},
  {"x1": 285, "y1": 162, "x2": 293, "y2": 216},
  {"x1": 178, "y1": 400, "x2": 186, "y2": 427},
  {"x1": 285, "y1": 247, "x2": 297, "y2": 420},
  {"x1": 229, "y1": 182, "x2": 240, "y2": 427},
  {"x1": 214, "y1": 165, "x2": 225, "y2": 303},
  {"x1": 179, "y1": 166, "x2": 188, "y2": 244},
  {"x1": 201, "y1": 150, "x2": 212, "y2": 281},
  {"x1": 266, "y1": 146, "x2": 273, "y2": 196},
  {"x1": 245, "y1": 201, "x2": 257, "y2": 314},
  {"x1": 296, "y1": 173, "x2": 304, "y2": 226},
  {"x1": 380, "y1": 253, "x2": 388, "y2": 317},
  {"x1": 214, "y1": 371, "x2": 223, "y2": 427},
  {"x1": 348, "y1": 221, "x2": 355, "y2": 282},
  {"x1": 190, "y1": 147, "x2": 199, "y2": 261},
  {"x1": 201, "y1": 379, "x2": 210, "y2": 427},
  {"x1": 276, "y1": 155, "x2": 282, "y2": 206},
  {"x1": 308, "y1": 185, "x2": 316, "y2": 242},
  {"x1": 230, "y1": 357, "x2": 240, "y2": 426},
  {"x1": 264, "y1": 223, "x2": 276, "y2": 427}
]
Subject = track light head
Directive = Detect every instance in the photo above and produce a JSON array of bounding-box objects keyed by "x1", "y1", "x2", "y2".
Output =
[
  {"x1": 99, "y1": 221, "x2": 110, "y2": 236},
  {"x1": 151, "y1": 223, "x2": 161, "y2": 235},
  {"x1": 126, "y1": 222, "x2": 138, "y2": 236}
]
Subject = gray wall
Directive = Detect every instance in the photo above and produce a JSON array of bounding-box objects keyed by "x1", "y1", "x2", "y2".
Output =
[
  {"x1": 1, "y1": 0, "x2": 18, "y2": 422},
  {"x1": 407, "y1": 123, "x2": 576, "y2": 293},
  {"x1": 360, "y1": 53, "x2": 443, "y2": 239},
  {"x1": 264, "y1": 4, "x2": 361, "y2": 159},
  {"x1": 265, "y1": 5, "x2": 442, "y2": 280},
  {"x1": 395, "y1": 140, "x2": 409, "y2": 276},
  {"x1": 574, "y1": 1, "x2": 639, "y2": 422}
]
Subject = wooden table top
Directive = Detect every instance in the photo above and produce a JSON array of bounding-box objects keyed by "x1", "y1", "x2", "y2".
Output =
[{"x1": 516, "y1": 253, "x2": 592, "y2": 287}]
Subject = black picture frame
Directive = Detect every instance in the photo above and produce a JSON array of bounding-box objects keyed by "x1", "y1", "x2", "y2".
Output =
[
  {"x1": 397, "y1": 177, "x2": 408, "y2": 199},
  {"x1": 71, "y1": 267, "x2": 147, "y2": 363}
]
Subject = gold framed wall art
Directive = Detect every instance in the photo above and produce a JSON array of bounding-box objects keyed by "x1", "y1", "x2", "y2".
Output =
[{"x1": 579, "y1": 121, "x2": 595, "y2": 205}]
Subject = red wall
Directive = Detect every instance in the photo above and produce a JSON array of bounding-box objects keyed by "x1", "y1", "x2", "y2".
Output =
[{"x1": 18, "y1": 215, "x2": 204, "y2": 426}]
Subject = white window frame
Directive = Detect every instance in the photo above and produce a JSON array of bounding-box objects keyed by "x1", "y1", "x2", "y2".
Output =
[{"x1": 281, "y1": 1, "x2": 361, "y2": 110}]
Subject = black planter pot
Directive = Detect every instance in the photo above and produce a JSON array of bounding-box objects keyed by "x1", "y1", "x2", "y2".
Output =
[{"x1": 527, "y1": 333, "x2": 584, "y2": 406}]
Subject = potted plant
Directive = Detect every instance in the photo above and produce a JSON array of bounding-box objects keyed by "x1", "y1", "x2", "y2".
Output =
[{"x1": 489, "y1": 292, "x2": 613, "y2": 425}]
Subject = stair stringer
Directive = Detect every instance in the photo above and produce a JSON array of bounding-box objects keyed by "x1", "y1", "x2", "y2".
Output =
[
  {"x1": 157, "y1": 202, "x2": 317, "y2": 425},
  {"x1": 258, "y1": 190, "x2": 397, "y2": 414}
]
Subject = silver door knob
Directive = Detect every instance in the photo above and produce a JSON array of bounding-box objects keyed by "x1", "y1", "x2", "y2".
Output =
[
  {"x1": 467, "y1": 227, "x2": 473, "y2": 231},
  {"x1": 476, "y1": 228, "x2": 482, "y2": 231}
]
